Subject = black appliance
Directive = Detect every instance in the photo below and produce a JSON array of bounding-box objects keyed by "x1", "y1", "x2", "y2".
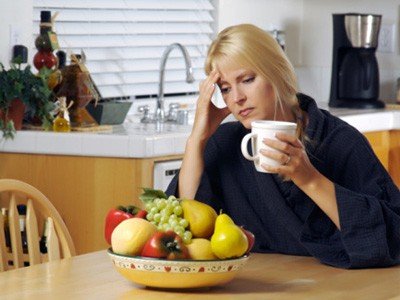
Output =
[{"x1": 329, "y1": 13, "x2": 385, "y2": 108}]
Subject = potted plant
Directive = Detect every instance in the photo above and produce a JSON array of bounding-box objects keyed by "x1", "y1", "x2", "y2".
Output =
[{"x1": 0, "y1": 59, "x2": 55, "y2": 139}]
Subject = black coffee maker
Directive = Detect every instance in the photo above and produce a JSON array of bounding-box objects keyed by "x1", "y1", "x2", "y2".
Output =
[{"x1": 329, "y1": 13, "x2": 385, "y2": 108}]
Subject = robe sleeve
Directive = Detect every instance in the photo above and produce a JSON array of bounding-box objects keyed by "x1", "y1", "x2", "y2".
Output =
[
  {"x1": 165, "y1": 135, "x2": 225, "y2": 212},
  {"x1": 300, "y1": 126, "x2": 400, "y2": 268}
]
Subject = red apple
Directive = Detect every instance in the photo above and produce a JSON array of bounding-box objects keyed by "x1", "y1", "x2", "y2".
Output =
[{"x1": 240, "y1": 226, "x2": 255, "y2": 254}]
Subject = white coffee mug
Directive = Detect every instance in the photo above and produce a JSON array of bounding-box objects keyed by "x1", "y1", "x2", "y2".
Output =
[{"x1": 241, "y1": 120, "x2": 297, "y2": 173}]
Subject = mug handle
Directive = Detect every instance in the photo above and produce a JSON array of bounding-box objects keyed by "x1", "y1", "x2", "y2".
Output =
[{"x1": 241, "y1": 132, "x2": 258, "y2": 161}]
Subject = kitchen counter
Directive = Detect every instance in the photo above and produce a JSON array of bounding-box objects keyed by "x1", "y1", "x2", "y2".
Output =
[{"x1": 0, "y1": 106, "x2": 399, "y2": 158}]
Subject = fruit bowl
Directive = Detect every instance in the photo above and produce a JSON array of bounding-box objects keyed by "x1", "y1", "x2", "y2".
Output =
[{"x1": 107, "y1": 249, "x2": 250, "y2": 289}]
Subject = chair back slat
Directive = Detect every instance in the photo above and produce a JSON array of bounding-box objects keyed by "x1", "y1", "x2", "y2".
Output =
[
  {"x1": 26, "y1": 199, "x2": 41, "y2": 266},
  {"x1": 47, "y1": 218, "x2": 61, "y2": 261},
  {"x1": 8, "y1": 195, "x2": 23, "y2": 268},
  {"x1": 0, "y1": 214, "x2": 7, "y2": 271},
  {"x1": 0, "y1": 179, "x2": 75, "y2": 272}
]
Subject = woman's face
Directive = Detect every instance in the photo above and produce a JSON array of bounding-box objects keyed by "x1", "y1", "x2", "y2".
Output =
[{"x1": 217, "y1": 63, "x2": 286, "y2": 129}]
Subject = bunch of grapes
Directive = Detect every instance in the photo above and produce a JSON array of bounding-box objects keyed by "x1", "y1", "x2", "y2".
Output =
[{"x1": 145, "y1": 196, "x2": 192, "y2": 244}]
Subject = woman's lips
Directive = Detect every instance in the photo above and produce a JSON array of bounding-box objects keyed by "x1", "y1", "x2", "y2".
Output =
[{"x1": 239, "y1": 108, "x2": 254, "y2": 117}]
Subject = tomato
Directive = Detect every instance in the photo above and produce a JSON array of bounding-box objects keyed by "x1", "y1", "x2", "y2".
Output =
[{"x1": 141, "y1": 231, "x2": 190, "y2": 260}]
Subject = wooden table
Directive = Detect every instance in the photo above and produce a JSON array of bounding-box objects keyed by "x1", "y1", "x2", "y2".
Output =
[{"x1": 0, "y1": 251, "x2": 399, "y2": 300}]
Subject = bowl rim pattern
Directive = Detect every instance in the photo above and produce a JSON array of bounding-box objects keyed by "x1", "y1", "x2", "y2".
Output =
[{"x1": 107, "y1": 249, "x2": 250, "y2": 274}]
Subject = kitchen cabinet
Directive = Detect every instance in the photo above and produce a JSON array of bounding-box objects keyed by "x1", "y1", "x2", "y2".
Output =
[
  {"x1": 0, "y1": 152, "x2": 182, "y2": 255},
  {"x1": 364, "y1": 130, "x2": 400, "y2": 187}
]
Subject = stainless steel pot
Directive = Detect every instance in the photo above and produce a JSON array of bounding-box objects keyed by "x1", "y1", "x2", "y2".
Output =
[{"x1": 344, "y1": 13, "x2": 381, "y2": 48}]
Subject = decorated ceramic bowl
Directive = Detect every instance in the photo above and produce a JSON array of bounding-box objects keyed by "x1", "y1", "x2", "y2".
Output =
[{"x1": 107, "y1": 249, "x2": 250, "y2": 289}]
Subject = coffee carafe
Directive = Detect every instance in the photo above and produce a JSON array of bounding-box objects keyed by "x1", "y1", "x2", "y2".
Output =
[{"x1": 329, "y1": 13, "x2": 385, "y2": 108}]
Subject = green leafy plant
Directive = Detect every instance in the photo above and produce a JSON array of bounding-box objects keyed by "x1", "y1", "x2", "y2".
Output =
[
  {"x1": 0, "y1": 58, "x2": 55, "y2": 139},
  {"x1": 139, "y1": 188, "x2": 168, "y2": 204}
]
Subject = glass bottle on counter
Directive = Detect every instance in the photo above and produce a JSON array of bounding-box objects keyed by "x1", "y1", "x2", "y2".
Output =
[
  {"x1": 53, "y1": 96, "x2": 72, "y2": 132},
  {"x1": 48, "y1": 50, "x2": 66, "y2": 91},
  {"x1": 33, "y1": 10, "x2": 58, "y2": 72}
]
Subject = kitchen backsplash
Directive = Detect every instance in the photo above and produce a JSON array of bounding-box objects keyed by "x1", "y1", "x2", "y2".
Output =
[{"x1": 295, "y1": 66, "x2": 398, "y2": 105}]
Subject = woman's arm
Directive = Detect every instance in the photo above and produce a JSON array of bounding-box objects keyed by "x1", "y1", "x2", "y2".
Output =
[
  {"x1": 178, "y1": 136, "x2": 207, "y2": 199},
  {"x1": 263, "y1": 128, "x2": 400, "y2": 268},
  {"x1": 261, "y1": 132, "x2": 341, "y2": 229},
  {"x1": 178, "y1": 70, "x2": 230, "y2": 199}
]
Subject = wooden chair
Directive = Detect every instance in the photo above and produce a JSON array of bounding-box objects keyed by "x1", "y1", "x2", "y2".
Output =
[{"x1": 0, "y1": 179, "x2": 76, "y2": 271}]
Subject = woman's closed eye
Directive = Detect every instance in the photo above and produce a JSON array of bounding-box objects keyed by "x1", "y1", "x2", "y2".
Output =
[
  {"x1": 243, "y1": 77, "x2": 255, "y2": 84},
  {"x1": 220, "y1": 87, "x2": 230, "y2": 94}
]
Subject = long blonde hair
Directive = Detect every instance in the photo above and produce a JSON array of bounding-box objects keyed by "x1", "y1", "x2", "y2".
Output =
[{"x1": 205, "y1": 24, "x2": 306, "y2": 140}]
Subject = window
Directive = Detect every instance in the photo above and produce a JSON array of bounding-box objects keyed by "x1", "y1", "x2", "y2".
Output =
[{"x1": 32, "y1": 0, "x2": 215, "y2": 100}]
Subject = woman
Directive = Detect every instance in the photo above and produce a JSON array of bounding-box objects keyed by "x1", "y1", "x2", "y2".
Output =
[{"x1": 166, "y1": 24, "x2": 400, "y2": 268}]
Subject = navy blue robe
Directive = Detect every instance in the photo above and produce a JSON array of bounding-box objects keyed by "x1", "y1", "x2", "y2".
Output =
[{"x1": 166, "y1": 94, "x2": 400, "y2": 269}]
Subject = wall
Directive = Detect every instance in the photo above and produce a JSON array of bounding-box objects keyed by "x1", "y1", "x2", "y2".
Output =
[
  {"x1": 1, "y1": 0, "x2": 399, "y2": 105},
  {"x1": 217, "y1": 0, "x2": 303, "y2": 67},
  {"x1": 217, "y1": 0, "x2": 400, "y2": 104},
  {"x1": 301, "y1": 0, "x2": 400, "y2": 103},
  {"x1": 0, "y1": 0, "x2": 33, "y2": 68}
]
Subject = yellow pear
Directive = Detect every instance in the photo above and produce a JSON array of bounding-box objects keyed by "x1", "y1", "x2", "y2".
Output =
[
  {"x1": 181, "y1": 199, "x2": 217, "y2": 239},
  {"x1": 210, "y1": 213, "x2": 248, "y2": 259},
  {"x1": 187, "y1": 238, "x2": 218, "y2": 260}
]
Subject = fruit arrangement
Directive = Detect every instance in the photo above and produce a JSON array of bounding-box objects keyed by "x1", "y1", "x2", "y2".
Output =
[{"x1": 105, "y1": 188, "x2": 255, "y2": 260}]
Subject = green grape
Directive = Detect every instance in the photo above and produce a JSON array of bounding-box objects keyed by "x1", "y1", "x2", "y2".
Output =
[
  {"x1": 182, "y1": 230, "x2": 192, "y2": 244},
  {"x1": 153, "y1": 213, "x2": 161, "y2": 223},
  {"x1": 174, "y1": 226, "x2": 185, "y2": 236},
  {"x1": 150, "y1": 207, "x2": 158, "y2": 215},
  {"x1": 160, "y1": 215, "x2": 169, "y2": 224},
  {"x1": 165, "y1": 204, "x2": 174, "y2": 215},
  {"x1": 157, "y1": 199, "x2": 167, "y2": 210},
  {"x1": 173, "y1": 206, "x2": 183, "y2": 216},
  {"x1": 146, "y1": 213, "x2": 154, "y2": 221},
  {"x1": 145, "y1": 202, "x2": 154, "y2": 211},
  {"x1": 143, "y1": 196, "x2": 192, "y2": 238},
  {"x1": 153, "y1": 198, "x2": 161, "y2": 206},
  {"x1": 179, "y1": 218, "x2": 189, "y2": 228},
  {"x1": 169, "y1": 219, "x2": 178, "y2": 228}
]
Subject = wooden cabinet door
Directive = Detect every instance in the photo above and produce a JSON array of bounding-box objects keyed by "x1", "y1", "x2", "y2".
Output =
[{"x1": 364, "y1": 131, "x2": 390, "y2": 170}]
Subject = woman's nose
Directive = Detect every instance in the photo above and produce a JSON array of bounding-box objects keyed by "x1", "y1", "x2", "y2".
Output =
[{"x1": 230, "y1": 86, "x2": 246, "y2": 104}]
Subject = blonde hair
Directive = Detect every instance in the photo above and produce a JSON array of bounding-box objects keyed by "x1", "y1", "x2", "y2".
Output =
[{"x1": 205, "y1": 24, "x2": 306, "y2": 140}]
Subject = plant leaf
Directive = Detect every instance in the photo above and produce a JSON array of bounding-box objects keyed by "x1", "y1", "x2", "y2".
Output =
[{"x1": 139, "y1": 188, "x2": 168, "y2": 204}]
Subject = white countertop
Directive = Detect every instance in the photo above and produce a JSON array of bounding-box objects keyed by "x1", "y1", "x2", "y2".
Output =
[{"x1": 1, "y1": 108, "x2": 399, "y2": 158}]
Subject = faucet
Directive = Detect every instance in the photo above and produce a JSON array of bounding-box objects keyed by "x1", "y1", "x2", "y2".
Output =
[{"x1": 155, "y1": 43, "x2": 195, "y2": 122}]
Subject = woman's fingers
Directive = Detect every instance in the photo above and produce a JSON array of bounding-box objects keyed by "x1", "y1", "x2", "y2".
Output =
[
  {"x1": 275, "y1": 132, "x2": 303, "y2": 148},
  {"x1": 199, "y1": 70, "x2": 220, "y2": 102},
  {"x1": 260, "y1": 148, "x2": 290, "y2": 165}
]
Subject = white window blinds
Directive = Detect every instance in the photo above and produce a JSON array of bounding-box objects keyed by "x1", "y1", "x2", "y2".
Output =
[{"x1": 32, "y1": 0, "x2": 215, "y2": 99}]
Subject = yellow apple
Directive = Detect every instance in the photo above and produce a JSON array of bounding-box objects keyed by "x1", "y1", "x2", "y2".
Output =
[{"x1": 111, "y1": 218, "x2": 157, "y2": 256}]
